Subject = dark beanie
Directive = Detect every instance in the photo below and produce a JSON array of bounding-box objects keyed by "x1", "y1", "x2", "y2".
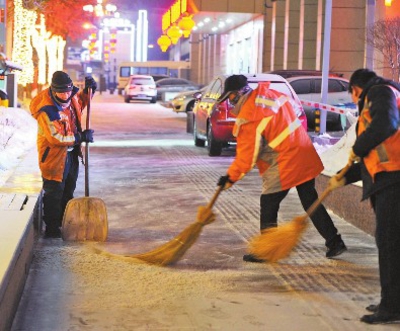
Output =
[
  {"x1": 218, "y1": 75, "x2": 248, "y2": 102},
  {"x1": 51, "y1": 71, "x2": 73, "y2": 92}
]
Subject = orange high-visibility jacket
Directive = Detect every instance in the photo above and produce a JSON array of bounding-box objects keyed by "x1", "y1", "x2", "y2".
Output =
[
  {"x1": 30, "y1": 87, "x2": 88, "y2": 182},
  {"x1": 227, "y1": 82, "x2": 323, "y2": 193},
  {"x1": 357, "y1": 86, "x2": 400, "y2": 180}
]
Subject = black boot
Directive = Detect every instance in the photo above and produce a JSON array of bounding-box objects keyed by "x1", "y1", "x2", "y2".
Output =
[
  {"x1": 243, "y1": 254, "x2": 266, "y2": 263},
  {"x1": 366, "y1": 304, "x2": 380, "y2": 312},
  {"x1": 361, "y1": 311, "x2": 400, "y2": 324},
  {"x1": 326, "y1": 235, "x2": 347, "y2": 258},
  {"x1": 44, "y1": 226, "x2": 61, "y2": 238}
]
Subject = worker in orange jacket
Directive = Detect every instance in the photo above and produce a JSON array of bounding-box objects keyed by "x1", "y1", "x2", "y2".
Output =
[
  {"x1": 329, "y1": 68, "x2": 400, "y2": 324},
  {"x1": 217, "y1": 75, "x2": 346, "y2": 262},
  {"x1": 30, "y1": 71, "x2": 96, "y2": 238}
]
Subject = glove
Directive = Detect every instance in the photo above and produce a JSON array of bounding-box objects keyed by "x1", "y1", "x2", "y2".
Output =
[
  {"x1": 196, "y1": 206, "x2": 216, "y2": 225},
  {"x1": 84, "y1": 76, "x2": 97, "y2": 95},
  {"x1": 328, "y1": 175, "x2": 346, "y2": 191},
  {"x1": 349, "y1": 148, "x2": 361, "y2": 163},
  {"x1": 75, "y1": 129, "x2": 94, "y2": 144},
  {"x1": 217, "y1": 175, "x2": 234, "y2": 190}
]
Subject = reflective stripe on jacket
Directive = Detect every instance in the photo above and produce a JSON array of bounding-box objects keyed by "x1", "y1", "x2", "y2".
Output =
[
  {"x1": 227, "y1": 82, "x2": 323, "y2": 193},
  {"x1": 357, "y1": 85, "x2": 400, "y2": 180},
  {"x1": 30, "y1": 87, "x2": 88, "y2": 182}
]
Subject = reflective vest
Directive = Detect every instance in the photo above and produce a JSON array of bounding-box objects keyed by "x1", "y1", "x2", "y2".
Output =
[
  {"x1": 357, "y1": 86, "x2": 400, "y2": 180},
  {"x1": 227, "y1": 82, "x2": 323, "y2": 193},
  {"x1": 30, "y1": 88, "x2": 88, "y2": 182}
]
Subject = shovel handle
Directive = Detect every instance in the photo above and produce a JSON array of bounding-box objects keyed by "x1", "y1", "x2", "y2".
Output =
[
  {"x1": 85, "y1": 88, "x2": 92, "y2": 197},
  {"x1": 305, "y1": 161, "x2": 353, "y2": 218}
]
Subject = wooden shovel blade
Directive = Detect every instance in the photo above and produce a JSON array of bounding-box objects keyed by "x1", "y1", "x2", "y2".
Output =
[{"x1": 62, "y1": 197, "x2": 108, "y2": 241}]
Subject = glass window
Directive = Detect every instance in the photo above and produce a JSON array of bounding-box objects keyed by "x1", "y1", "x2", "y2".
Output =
[
  {"x1": 315, "y1": 79, "x2": 345, "y2": 93},
  {"x1": 290, "y1": 79, "x2": 312, "y2": 94},
  {"x1": 130, "y1": 78, "x2": 153, "y2": 85},
  {"x1": 120, "y1": 67, "x2": 131, "y2": 77},
  {"x1": 209, "y1": 78, "x2": 223, "y2": 100}
]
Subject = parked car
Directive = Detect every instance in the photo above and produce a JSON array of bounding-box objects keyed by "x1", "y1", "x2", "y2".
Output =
[
  {"x1": 267, "y1": 69, "x2": 343, "y2": 78},
  {"x1": 286, "y1": 76, "x2": 356, "y2": 131},
  {"x1": 170, "y1": 87, "x2": 207, "y2": 113},
  {"x1": 124, "y1": 75, "x2": 157, "y2": 103},
  {"x1": 151, "y1": 74, "x2": 169, "y2": 82},
  {"x1": 156, "y1": 78, "x2": 199, "y2": 101},
  {"x1": 192, "y1": 73, "x2": 307, "y2": 156}
]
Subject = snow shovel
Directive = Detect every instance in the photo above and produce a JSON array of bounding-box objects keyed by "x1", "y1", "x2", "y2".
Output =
[{"x1": 62, "y1": 88, "x2": 108, "y2": 241}]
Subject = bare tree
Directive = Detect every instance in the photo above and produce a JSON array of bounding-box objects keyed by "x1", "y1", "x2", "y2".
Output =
[{"x1": 367, "y1": 17, "x2": 400, "y2": 82}]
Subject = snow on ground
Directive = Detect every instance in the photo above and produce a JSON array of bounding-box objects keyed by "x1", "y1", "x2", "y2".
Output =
[
  {"x1": 0, "y1": 108, "x2": 357, "y2": 186},
  {"x1": 0, "y1": 106, "x2": 37, "y2": 186}
]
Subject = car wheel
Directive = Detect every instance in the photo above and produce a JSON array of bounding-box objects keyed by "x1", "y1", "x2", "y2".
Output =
[
  {"x1": 186, "y1": 100, "x2": 195, "y2": 113},
  {"x1": 150, "y1": 97, "x2": 157, "y2": 103},
  {"x1": 193, "y1": 118, "x2": 205, "y2": 147},
  {"x1": 207, "y1": 123, "x2": 222, "y2": 156},
  {"x1": 124, "y1": 97, "x2": 130, "y2": 103}
]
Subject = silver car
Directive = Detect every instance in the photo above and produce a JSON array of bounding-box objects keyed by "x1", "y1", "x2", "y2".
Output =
[
  {"x1": 170, "y1": 87, "x2": 206, "y2": 113},
  {"x1": 286, "y1": 76, "x2": 356, "y2": 131},
  {"x1": 156, "y1": 78, "x2": 199, "y2": 101}
]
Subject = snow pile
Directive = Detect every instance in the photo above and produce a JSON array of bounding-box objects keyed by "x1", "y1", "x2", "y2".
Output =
[
  {"x1": 0, "y1": 106, "x2": 36, "y2": 185},
  {"x1": 320, "y1": 122, "x2": 357, "y2": 177}
]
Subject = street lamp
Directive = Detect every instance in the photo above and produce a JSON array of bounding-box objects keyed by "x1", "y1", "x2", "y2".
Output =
[{"x1": 83, "y1": 0, "x2": 117, "y2": 19}]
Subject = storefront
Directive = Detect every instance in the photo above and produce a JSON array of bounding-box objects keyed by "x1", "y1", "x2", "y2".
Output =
[{"x1": 160, "y1": 0, "x2": 398, "y2": 85}]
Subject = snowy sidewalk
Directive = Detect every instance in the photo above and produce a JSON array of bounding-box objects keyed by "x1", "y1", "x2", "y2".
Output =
[{"x1": 0, "y1": 147, "x2": 42, "y2": 331}]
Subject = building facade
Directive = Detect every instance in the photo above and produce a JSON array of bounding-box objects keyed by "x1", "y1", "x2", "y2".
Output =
[{"x1": 165, "y1": 0, "x2": 399, "y2": 84}]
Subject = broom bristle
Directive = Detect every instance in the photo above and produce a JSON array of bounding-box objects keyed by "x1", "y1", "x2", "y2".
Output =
[
  {"x1": 91, "y1": 221, "x2": 206, "y2": 266},
  {"x1": 248, "y1": 215, "x2": 308, "y2": 262},
  {"x1": 90, "y1": 204, "x2": 217, "y2": 266},
  {"x1": 132, "y1": 222, "x2": 204, "y2": 265}
]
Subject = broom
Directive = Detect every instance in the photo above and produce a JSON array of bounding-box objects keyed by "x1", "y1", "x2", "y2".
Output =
[
  {"x1": 248, "y1": 162, "x2": 352, "y2": 263},
  {"x1": 93, "y1": 186, "x2": 223, "y2": 266}
]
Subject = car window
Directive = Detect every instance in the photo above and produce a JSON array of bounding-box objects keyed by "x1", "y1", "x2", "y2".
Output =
[
  {"x1": 176, "y1": 79, "x2": 189, "y2": 85},
  {"x1": 340, "y1": 80, "x2": 349, "y2": 91},
  {"x1": 130, "y1": 78, "x2": 154, "y2": 85},
  {"x1": 314, "y1": 79, "x2": 346, "y2": 93},
  {"x1": 209, "y1": 79, "x2": 223, "y2": 99},
  {"x1": 289, "y1": 79, "x2": 312, "y2": 94},
  {"x1": 269, "y1": 82, "x2": 295, "y2": 98},
  {"x1": 248, "y1": 81, "x2": 295, "y2": 99}
]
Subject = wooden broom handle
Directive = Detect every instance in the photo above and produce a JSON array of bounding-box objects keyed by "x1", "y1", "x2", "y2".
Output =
[
  {"x1": 305, "y1": 161, "x2": 353, "y2": 217},
  {"x1": 207, "y1": 186, "x2": 223, "y2": 209},
  {"x1": 84, "y1": 88, "x2": 91, "y2": 197}
]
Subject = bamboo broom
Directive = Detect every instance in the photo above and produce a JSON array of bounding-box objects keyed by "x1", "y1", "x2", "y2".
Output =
[
  {"x1": 248, "y1": 162, "x2": 352, "y2": 263},
  {"x1": 92, "y1": 186, "x2": 223, "y2": 266}
]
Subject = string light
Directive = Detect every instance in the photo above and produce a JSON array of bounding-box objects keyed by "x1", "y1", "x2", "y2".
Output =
[
  {"x1": 31, "y1": 14, "x2": 48, "y2": 85},
  {"x1": 11, "y1": 0, "x2": 36, "y2": 86}
]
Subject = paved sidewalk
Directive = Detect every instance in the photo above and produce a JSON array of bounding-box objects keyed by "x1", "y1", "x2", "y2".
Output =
[{"x1": 6, "y1": 96, "x2": 397, "y2": 331}]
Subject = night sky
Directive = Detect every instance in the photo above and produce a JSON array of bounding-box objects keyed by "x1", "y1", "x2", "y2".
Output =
[{"x1": 112, "y1": 0, "x2": 176, "y2": 60}]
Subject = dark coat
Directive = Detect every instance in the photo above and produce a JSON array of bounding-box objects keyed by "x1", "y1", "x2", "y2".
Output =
[{"x1": 345, "y1": 77, "x2": 400, "y2": 200}]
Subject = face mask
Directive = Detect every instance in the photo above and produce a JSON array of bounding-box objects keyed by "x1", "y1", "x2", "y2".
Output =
[
  {"x1": 229, "y1": 85, "x2": 252, "y2": 106},
  {"x1": 53, "y1": 91, "x2": 72, "y2": 108}
]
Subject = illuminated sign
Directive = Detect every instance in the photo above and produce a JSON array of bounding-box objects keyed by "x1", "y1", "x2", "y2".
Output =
[{"x1": 162, "y1": 0, "x2": 189, "y2": 32}]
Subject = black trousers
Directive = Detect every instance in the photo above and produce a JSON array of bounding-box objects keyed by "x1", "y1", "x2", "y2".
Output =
[
  {"x1": 373, "y1": 183, "x2": 400, "y2": 313},
  {"x1": 260, "y1": 178, "x2": 339, "y2": 247},
  {"x1": 42, "y1": 151, "x2": 79, "y2": 230}
]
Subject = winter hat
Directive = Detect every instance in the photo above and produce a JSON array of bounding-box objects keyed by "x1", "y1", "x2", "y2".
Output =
[
  {"x1": 51, "y1": 71, "x2": 73, "y2": 92},
  {"x1": 218, "y1": 75, "x2": 249, "y2": 102}
]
